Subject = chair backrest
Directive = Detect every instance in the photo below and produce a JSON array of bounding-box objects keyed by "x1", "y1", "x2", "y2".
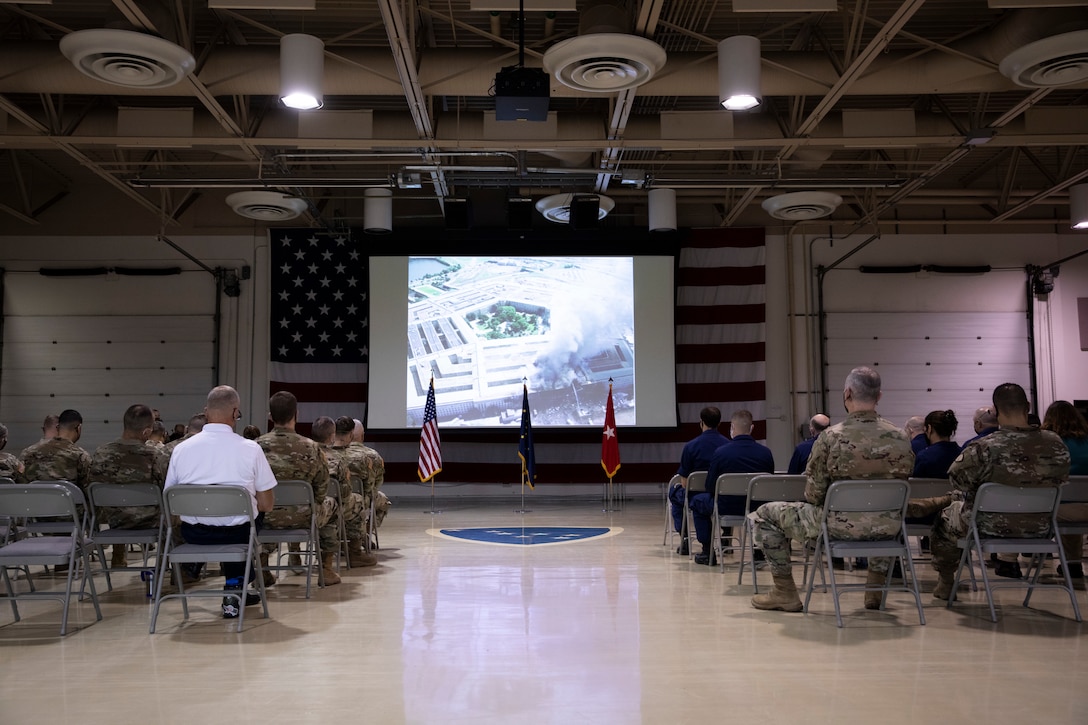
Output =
[
  {"x1": 907, "y1": 477, "x2": 953, "y2": 499},
  {"x1": 667, "y1": 474, "x2": 681, "y2": 488},
  {"x1": 747, "y1": 474, "x2": 807, "y2": 510},
  {"x1": 88, "y1": 481, "x2": 162, "y2": 509},
  {"x1": 686, "y1": 471, "x2": 708, "y2": 494},
  {"x1": 29, "y1": 479, "x2": 86, "y2": 507},
  {"x1": 824, "y1": 479, "x2": 910, "y2": 516},
  {"x1": 713, "y1": 472, "x2": 758, "y2": 498},
  {"x1": 972, "y1": 482, "x2": 1060, "y2": 517},
  {"x1": 1061, "y1": 475, "x2": 1088, "y2": 504},
  {"x1": 164, "y1": 485, "x2": 255, "y2": 521},
  {"x1": 0, "y1": 477, "x2": 14, "y2": 485},
  {"x1": 272, "y1": 480, "x2": 316, "y2": 508},
  {"x1": 0, "y1": 483, "x2": 80, "y2": 522},
  {"x1": 326, "y1": 478, "x2": 341, "y2": 501}
]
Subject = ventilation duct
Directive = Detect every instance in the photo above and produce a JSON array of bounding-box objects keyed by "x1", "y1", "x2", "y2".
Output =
[
  {"x1": 543, "y1": 3, "x2": 666, "y2": 93},
  {"x1": 999, "y1": 29, "x2": 1088, "y2": 88},
  {"x1": 760, "y1": 191, "x2": 842, "y2": 220},
  {"x1": 226, "y1": 191, "x2": 308, "y2": 220},
  {"x1": 59, "y1": 28, "x2": 196, "y2": 89}
]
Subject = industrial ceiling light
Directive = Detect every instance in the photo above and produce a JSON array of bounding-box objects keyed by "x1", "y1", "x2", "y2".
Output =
[
  {"x1": 648, "y1": 188, "x2": 676, "y2": 232},
  {"x1": 718, "y1": 36, "x2": 761, "y2": 111},
  {"x1": 1071, "y1": 184, "x2": 1088, "y2": 230},
  {"x1": 364, "y1": 188, "x2": 393, "y2": 234},
  {"x1": 280, "y1": 34, "x2": 324, "y2": 110}
]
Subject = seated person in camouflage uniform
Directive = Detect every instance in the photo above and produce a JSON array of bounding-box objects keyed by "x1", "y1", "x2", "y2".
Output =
[
  {"x1": 749, "y1": 366, "x2": 914, "y2": 612},
  {"x1": 0, "y1": 423, "x2": 26, "y2": 482},
  {"x1": 20, "y1": 409, "x2": 91, "y2": 491},
  {"x1": 38, "y1": 414, "x2": 60, "y2": 445},
  {"x1": 257, "y1": 391, "x2": 341, "y2": 586},
  {"x1": 333, "y1": 416, "x2": 390, "y2": 531},
  {"x1": 311, "y1": 416, "x2": 376, "y2": 567},
  {"x1": 929, "y1": 383, "x2": 1071, "y2": 597},
  {"x1": 89, "y1": 404, "x2": 166, "y2": 568}
]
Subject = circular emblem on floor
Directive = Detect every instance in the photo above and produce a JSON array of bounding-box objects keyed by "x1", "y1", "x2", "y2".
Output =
[{"x1": 430, "y1": 526, "x2": 621, "y2": 547}]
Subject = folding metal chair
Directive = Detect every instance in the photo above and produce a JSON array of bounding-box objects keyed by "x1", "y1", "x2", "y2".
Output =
[
  {"x1": 150, "y1": 485, "x2": 269, "y2": 633},
  {"x1": 948, "y1": 482, "x2": 1081, "y2": 623},
  {"x1": 0, "y1": 483, "x2": 103, "y2": 635},
  {"x1": 256, "y1": 480, "x2": 320, "y2": 596},
  {"x1": 663, "y1": 473, "x2": 682, "y2": 547},
  {"x1": 711, "y1": 473, "x2": 760, "y2": 570},
  {"x1": 738, "y1": 474, "x2": 807, "y2": 591},
  {"x1": 1058, "y1": 475, "x2": 1088, "y2": 565},
  {"x1": 905, "y1": 477, "x2": 952, "y2": 553},
  {"x1": 803, "y1": 479, "x2": 925, "y2": 627},
  {"x1": 683, "y1": 471, "x2": 708, "y2": 563},
  {"x1": 87, "y1": 482, "x2": 164, "y2": 592}
]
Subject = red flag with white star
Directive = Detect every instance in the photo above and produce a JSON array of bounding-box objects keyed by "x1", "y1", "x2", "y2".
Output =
[{"x1": 601, "y1": 382, "x2": 620, "y2": 478}]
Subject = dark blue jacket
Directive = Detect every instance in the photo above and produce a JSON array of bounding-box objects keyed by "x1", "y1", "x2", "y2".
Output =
[
  {"x1": 787, "y1": 437, "x2": 817, "y2": 475},
  {"x1": 912, "y1": 440, "x2": 961, "y2": 479},
  {"x1": 677, "y1": 428, "x2": 730, "y2": 478}
]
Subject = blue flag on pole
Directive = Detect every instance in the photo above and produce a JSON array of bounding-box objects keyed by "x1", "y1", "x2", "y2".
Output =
[{"x1": 518, "y1": 384, "x2": 536, "y2": 488}]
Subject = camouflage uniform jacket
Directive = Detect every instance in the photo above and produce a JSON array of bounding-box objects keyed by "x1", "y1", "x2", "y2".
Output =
[
  {"x1": 332, "y1": 442, "x2": 384, "y2": 499},
  {"x1": 806, "y1": 410, "x2": 914, "y2": 536},
  {"x1": 0, "y1": 451, "x2": 25, "y2": 483},
  {"x1": 947, "y1": 424, "x2": 1070, "y2": 536},
  {"x1": 90, "y1": 438, "x2": 165, "y2": 486},
  {"x1": 322, "y1": 446, "x2": 354, "y2": 501},
  {"x1": 154, "y1": 432, "x2": 195, "y2": 482},
  {"x1": 257, "y1": 427, "x2": 329, "y2": 500},
  {"x1": 20, "y1": 438, "x2": 92, "y2": 490}
]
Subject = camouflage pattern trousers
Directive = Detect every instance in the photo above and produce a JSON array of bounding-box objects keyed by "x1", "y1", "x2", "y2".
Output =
[
  {"x1": 342, "y1": 491, "x2": 365, "y2": 542},
  {"x1": 262, "y1": 496, "x2": 338, "y2": 554},
  {"x1": 931, "y1": 499, "x2": 1057, "y2": 574},
  {"x1": 751, "y1": 501, "x2": 901, "y2": 577},
  {"x1": 370, "y1": 490, "x2": 391, "y2": 528},
  {"x1": 100, "y1": 506, "x2": 159, "y2": 531}
]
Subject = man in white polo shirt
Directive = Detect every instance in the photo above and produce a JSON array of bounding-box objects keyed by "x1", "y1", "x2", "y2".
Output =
[{"x1": 165, "y1": 385, "x2": 277, "y2": 618}]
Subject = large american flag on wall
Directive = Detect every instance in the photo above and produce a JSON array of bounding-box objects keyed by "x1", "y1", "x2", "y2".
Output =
[
  {"x1": 268, "y1": 230, "x2": 368, "y2": 425},
  {"x1": 266, "y1": 227, "x2": 764, "y2": 483}
]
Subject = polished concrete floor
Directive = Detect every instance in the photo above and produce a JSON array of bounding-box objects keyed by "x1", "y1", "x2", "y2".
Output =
[{"x1": 1, "y1": 497, "x2": 1086, "y2": 724}]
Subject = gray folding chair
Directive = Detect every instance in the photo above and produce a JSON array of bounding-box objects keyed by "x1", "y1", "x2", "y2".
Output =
[
  {"x1": 683, "y1": 471, "x2": 708, "y2": 563},
  {"x1": 711, "y1": 473, "x2": 759, "y2": 569},
  {"x1": 663, "y1": 473, "x2": 682, "y2": 547},
  {"x1": 256, "y1": 480, "x2": 320, "y2": 596},
  {"x1": 1058, "y1": 475, "x2": 1088, "y2": 565},
  {"x1": 87, "y1": 482, "x2": 164, "y2": 592},
  {"x1": 906, "y1": 477, "x2": 952, "y2": 550},
  {"x1": 150, "y1": 485, "x2": 269, "y2": 633},
  {"x1": 948, "y1": 482, "x2": 1081, "y2": 623},
  {"x1": 803, "y1": 479, "x2": 925, "y2": 627},
  {"x1": 739, "y1": 474, "x2": 807, "y2": 591},
  {"x1": 0, "y1": 483, "x2": 103, "y2": 635}
]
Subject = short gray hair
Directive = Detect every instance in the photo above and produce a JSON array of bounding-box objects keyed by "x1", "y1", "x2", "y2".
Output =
[{"x1": 845, "y1": 366, "x2": 881, "y2": 403}]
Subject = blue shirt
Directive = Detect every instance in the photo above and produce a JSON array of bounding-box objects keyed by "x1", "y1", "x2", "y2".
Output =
[
  {"x1": 1065, "y1": 437, "x2": 1088, "y2": 476},
  {"x1": 787, "y1": 437, "x2": 817, "y2": 475},
  {"x1": 677, "y1": 428, "x2": 729, "y2": 478},
  {"x1": 912, "y1": 440, "x2": 961, "y2": 479},
  {"x1": 960, "y1": 427, "x2": 998, "y2": 451},
  {"x1": 706, "y1": 435, "x2": 776, "y2": 486},
  {"x1": 911, "y1": 433, "x2": 928, "y2": 455}
]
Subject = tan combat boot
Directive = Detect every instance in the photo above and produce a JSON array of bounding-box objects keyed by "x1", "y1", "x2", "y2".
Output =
[
  {"x1": 111, "y1": 545, "x2": 127, "y2": 569},
  {"x1": 751, "y1": 573, "x2": 804, "y2": 612},
  {"x1": 932, "y1": 573, "x2": 956, "y2": 600},
  {"x1": 258, "y1": 552, "x2": 276, "y2": 587},
  {"x1": 864, "y1": 570, "x2": 888, "y2": 610},
  {"x1": 321, "y1": 552, "x2": 341, "y2": 585},
  {"x1": 347, "y1": 539, "x2": 378, "y2": 567}
]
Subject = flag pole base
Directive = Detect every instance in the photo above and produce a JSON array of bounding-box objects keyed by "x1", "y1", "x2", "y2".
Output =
[
  {"x1": 515, "y1": 479, "x2": 531, "y2": 514},
  {"x1": 424, "y1": 483, "x2": 441, "y2": 515}
]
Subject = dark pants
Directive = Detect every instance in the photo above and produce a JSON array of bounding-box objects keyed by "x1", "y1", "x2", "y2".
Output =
[
  {"x1": 691, "y1": 494, "x2": 767, "y2": 552},
  {"x1": 180, "y1": 513, "x2": 263, "y2": 584},
  {"x1": 668, "y1": 483, "x2": 688, "y2": 534}
]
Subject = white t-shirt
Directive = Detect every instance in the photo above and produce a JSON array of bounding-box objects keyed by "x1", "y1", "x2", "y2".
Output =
[{"x1": 164, "y1": 423, "x2": 277, "y2": 526}]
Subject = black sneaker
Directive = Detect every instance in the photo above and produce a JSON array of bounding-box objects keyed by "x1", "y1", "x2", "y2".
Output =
[
  {"x1": 1058, "y1": 563, "x2": 1084, "y2": 579},
  {"x1": 676, "y1": 537, "x2": 689, "y2": 556},
  {"x1": 994, "y1": 561, "x2": 1023, "y2": 579},
  {"x1": 222, "y1": 598, "x2": 241, "y2": 619},
  {"x1": 694, "y1": 552, "x2": 717, "y2": 566},
  {"x1": 752, "y1": 549, "x2": 766, "y2": 562}
]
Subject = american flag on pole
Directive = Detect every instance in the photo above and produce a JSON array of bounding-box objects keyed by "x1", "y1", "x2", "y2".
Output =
[
  {"x1": 269, "y1": 230, "x2": 368, "y2": 425},
  {"x1": 418, "y1": 377, "x2": 442, "y2": 482},
  {"x1": 601, "y1": 381, "x2": 620, "y2": 478}
]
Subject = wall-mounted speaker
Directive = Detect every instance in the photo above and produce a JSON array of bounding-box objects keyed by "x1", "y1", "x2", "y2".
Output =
[
  {"x1": 508, "y1": 197, "x2": 534, "y2": 230},
  {"x1": 444, "y1": 197, "x2": 472, "y2": 229},
  {"x1": 569, "y1": 194, "x2": 600, "y2": 229}
]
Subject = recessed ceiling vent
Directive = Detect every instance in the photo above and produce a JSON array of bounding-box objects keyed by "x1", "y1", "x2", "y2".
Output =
[
  {"x1": 999, "y1": 30, "x2": 1088, "y2": 88},
  {"x1": 761, "y1": 191, "x2": 842, "y2": 221},
  {"x1": 535, "y1": 193, "x2": 615, "y2": 223},
  {"x1": 226, "y1": 191, "x2": 308, "y2": 221},
  {"x1": 59, "y1": 29, "x2": 196, "y2": 89},
  {"x1": 543, "y1": 3, "x2": 666, "y2": 93}
]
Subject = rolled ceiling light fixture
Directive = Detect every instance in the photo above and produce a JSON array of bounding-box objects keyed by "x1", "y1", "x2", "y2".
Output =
[
  {"x1": 280, "y1": 33, "x2": 324, "y2": 110},
  {"x1": 226, "y1": 191, "x2": 308, "y2": 221},
  {"x1": 364, "y1": 188, "x2": 393, "y2": 234},
  {"x1": 648, "y1": 188, "x2": 676, "y2": 232},
  {"x1": 718, "y1": 35, "x2": 761, "y2": 111},
  {"x1": 1071, "y1": 183, "x2": 1088, "y2": 230},
  {"x1": 535, "y1": 193, "x2": 615, "y2": 224},
  {"x1": 59, "y1": 28, "x2": 196, "y2": 88}
]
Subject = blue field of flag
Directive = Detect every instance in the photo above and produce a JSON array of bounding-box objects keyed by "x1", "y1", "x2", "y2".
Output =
[{"x1": 435, "y1": 526, "x2": 616, "y2": 546}]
